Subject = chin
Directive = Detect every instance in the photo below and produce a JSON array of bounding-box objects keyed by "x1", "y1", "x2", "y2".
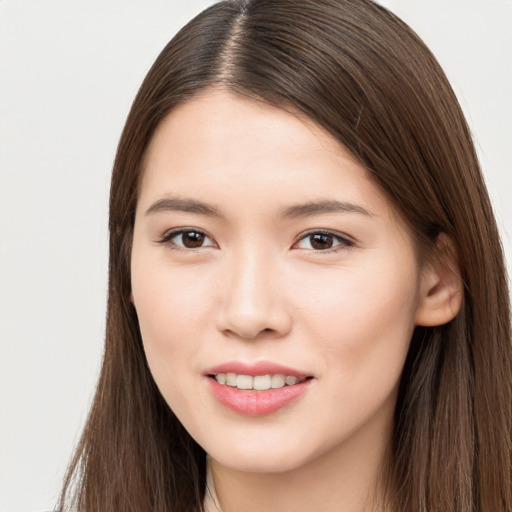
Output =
[
  {"x1": 201, "y1": 428, "x2": 324, "y2": 474},
  {"x1": 211, "y1": 448, "x2": 311, "y2": 474}
]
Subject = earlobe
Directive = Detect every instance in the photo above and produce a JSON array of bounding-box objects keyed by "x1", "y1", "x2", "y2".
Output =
[
  {"x1": 129, "y1": 291, "x2": 134, "y2": 304},
  {"x1": 415, "y1": 233, "x2": 463, "y2": 327}
]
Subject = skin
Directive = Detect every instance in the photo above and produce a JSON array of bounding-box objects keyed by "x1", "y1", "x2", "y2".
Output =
[{"x1": 131, "y1": 90, "x2": 461, "y2": 512}]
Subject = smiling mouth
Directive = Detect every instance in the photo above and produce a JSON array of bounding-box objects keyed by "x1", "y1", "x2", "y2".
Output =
[{"x1": 210, "y1": 373, "x2": 311, "y2": 391}]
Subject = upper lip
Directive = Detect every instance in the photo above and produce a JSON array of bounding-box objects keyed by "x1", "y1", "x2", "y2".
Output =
[{"x1": 204, "y1": 361, "x2": 312, "y2": 377}]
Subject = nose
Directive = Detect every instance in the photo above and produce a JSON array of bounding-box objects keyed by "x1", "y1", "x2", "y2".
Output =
[{"x1": 215, "y1": 248, "x2": 293, "y2": 340}]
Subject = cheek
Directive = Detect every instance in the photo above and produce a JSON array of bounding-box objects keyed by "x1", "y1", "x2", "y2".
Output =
[
  {"x1": 131, "y1": 267, "x2": 214, "y2": 423},
  {"x1": 283, "y1": 260, "x2": 419, "y2": 449},
  {"x1": 133, "y1": 245, "x2": 212, "y2": 326},
  {"x1": 293, "y1": 257, "x2": 419, "y2": 376},
  {"x1": 130, "y1": 250, "x2": 215, "y2": 384}
]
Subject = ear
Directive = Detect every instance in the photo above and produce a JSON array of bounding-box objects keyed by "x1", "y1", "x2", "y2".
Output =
[
  {"x1": 415, "y1": 233, "x2": 463, "y2": 327},
  {"x1": 129, "y1": 291, "x2": 134, "y2": 304}
]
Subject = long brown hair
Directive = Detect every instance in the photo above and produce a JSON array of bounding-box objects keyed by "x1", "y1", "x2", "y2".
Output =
[{"x1": 58, "y1": 1, "x2": 512, "y2": 510}]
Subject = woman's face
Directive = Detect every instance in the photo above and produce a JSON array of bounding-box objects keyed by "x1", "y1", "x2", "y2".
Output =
[{"x1": 131, "y1": 90, "x2": 424, "y2": 474}]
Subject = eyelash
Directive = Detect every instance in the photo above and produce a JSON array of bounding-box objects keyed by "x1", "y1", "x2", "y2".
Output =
[
  {"x1": 157, "y1": 228, "x2": 217, "y2": 251},
  {"x1": 293, "y1": 230, "x2": 355, "y2": 253},
  {"x1": 157, "y1": 228, "x2": 355, "y2": 253}
]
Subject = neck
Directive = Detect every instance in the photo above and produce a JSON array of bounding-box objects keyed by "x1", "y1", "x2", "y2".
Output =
[{"x1": 205, "y1": 412, "x2": 394, "y2": 512}]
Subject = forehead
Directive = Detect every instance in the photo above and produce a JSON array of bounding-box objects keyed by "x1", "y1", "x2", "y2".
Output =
[{"x1": 138, "y1": 89, "x2": 393, "y2": 222}]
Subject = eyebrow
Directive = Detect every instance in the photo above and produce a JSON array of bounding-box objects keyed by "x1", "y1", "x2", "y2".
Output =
[
  {"x1": 282, "y1": 200, "x2": 373, "y2": 218},
  {"x1": 144, "y1": 196, "x2": 373, "y2": 219},
  {"x1": 145, "y1": 197, "x2": 222, "y2": 217}
]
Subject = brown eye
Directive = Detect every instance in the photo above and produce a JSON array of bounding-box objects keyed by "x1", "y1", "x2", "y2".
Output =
[
  {"x1": 295, "y1": 230, "x2": 353, "y2": 252},
  {"x1": 181, "y1": 231, "x2": 205, "y2": 248},
  {"x1": 159, "y1": 228, "x2": 216, "y2": 249},
  {"x1": 310, "y1": 233, "x2": 334, "y2": 250}
]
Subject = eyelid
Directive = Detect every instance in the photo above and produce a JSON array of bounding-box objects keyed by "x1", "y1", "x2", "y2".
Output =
[
  {"x1": 293, "y1": 229, "x2": 355, "y2": 252},
  {"x1": 157, "y1": 227, "x2": 218, "y2": 249}
]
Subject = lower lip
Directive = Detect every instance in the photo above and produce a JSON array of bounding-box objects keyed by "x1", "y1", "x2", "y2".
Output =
[{"x1": 207, "y1": 377, "x2": 312, "y2": 416}]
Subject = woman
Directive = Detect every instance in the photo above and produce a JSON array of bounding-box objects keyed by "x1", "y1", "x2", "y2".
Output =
[{"x1": 58, "y1": 0, "x2": 512, "y2": 511}]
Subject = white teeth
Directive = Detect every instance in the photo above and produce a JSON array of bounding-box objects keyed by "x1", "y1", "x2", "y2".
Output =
[
  {"x1": 214, "y1": 372, "x2": 306, "y2": 390},
  {"x1": 285, "y1": 376, "x2": 298, "y2": 386},
  {"x1": 271, "y1": 374, "x2": 286, "y2": 388},
  {"x1": 226, "y1": 373, "x2": 237, "y2": 386},
  {"x1": 236, "y1": 374, "x2": 253, "y2": 390},
  {"x1": 253, "y1": 375, "x2": 272, "y2": 390}
]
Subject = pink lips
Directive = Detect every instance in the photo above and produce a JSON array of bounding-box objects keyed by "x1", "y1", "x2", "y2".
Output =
[{"x1": 205, "y1": 361, "x2": 313, "y2": 417}]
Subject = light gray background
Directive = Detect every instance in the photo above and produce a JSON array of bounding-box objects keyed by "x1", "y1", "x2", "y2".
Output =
[{"x1": 1, "y1": 1, "x2": 510, "y2": 511}]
